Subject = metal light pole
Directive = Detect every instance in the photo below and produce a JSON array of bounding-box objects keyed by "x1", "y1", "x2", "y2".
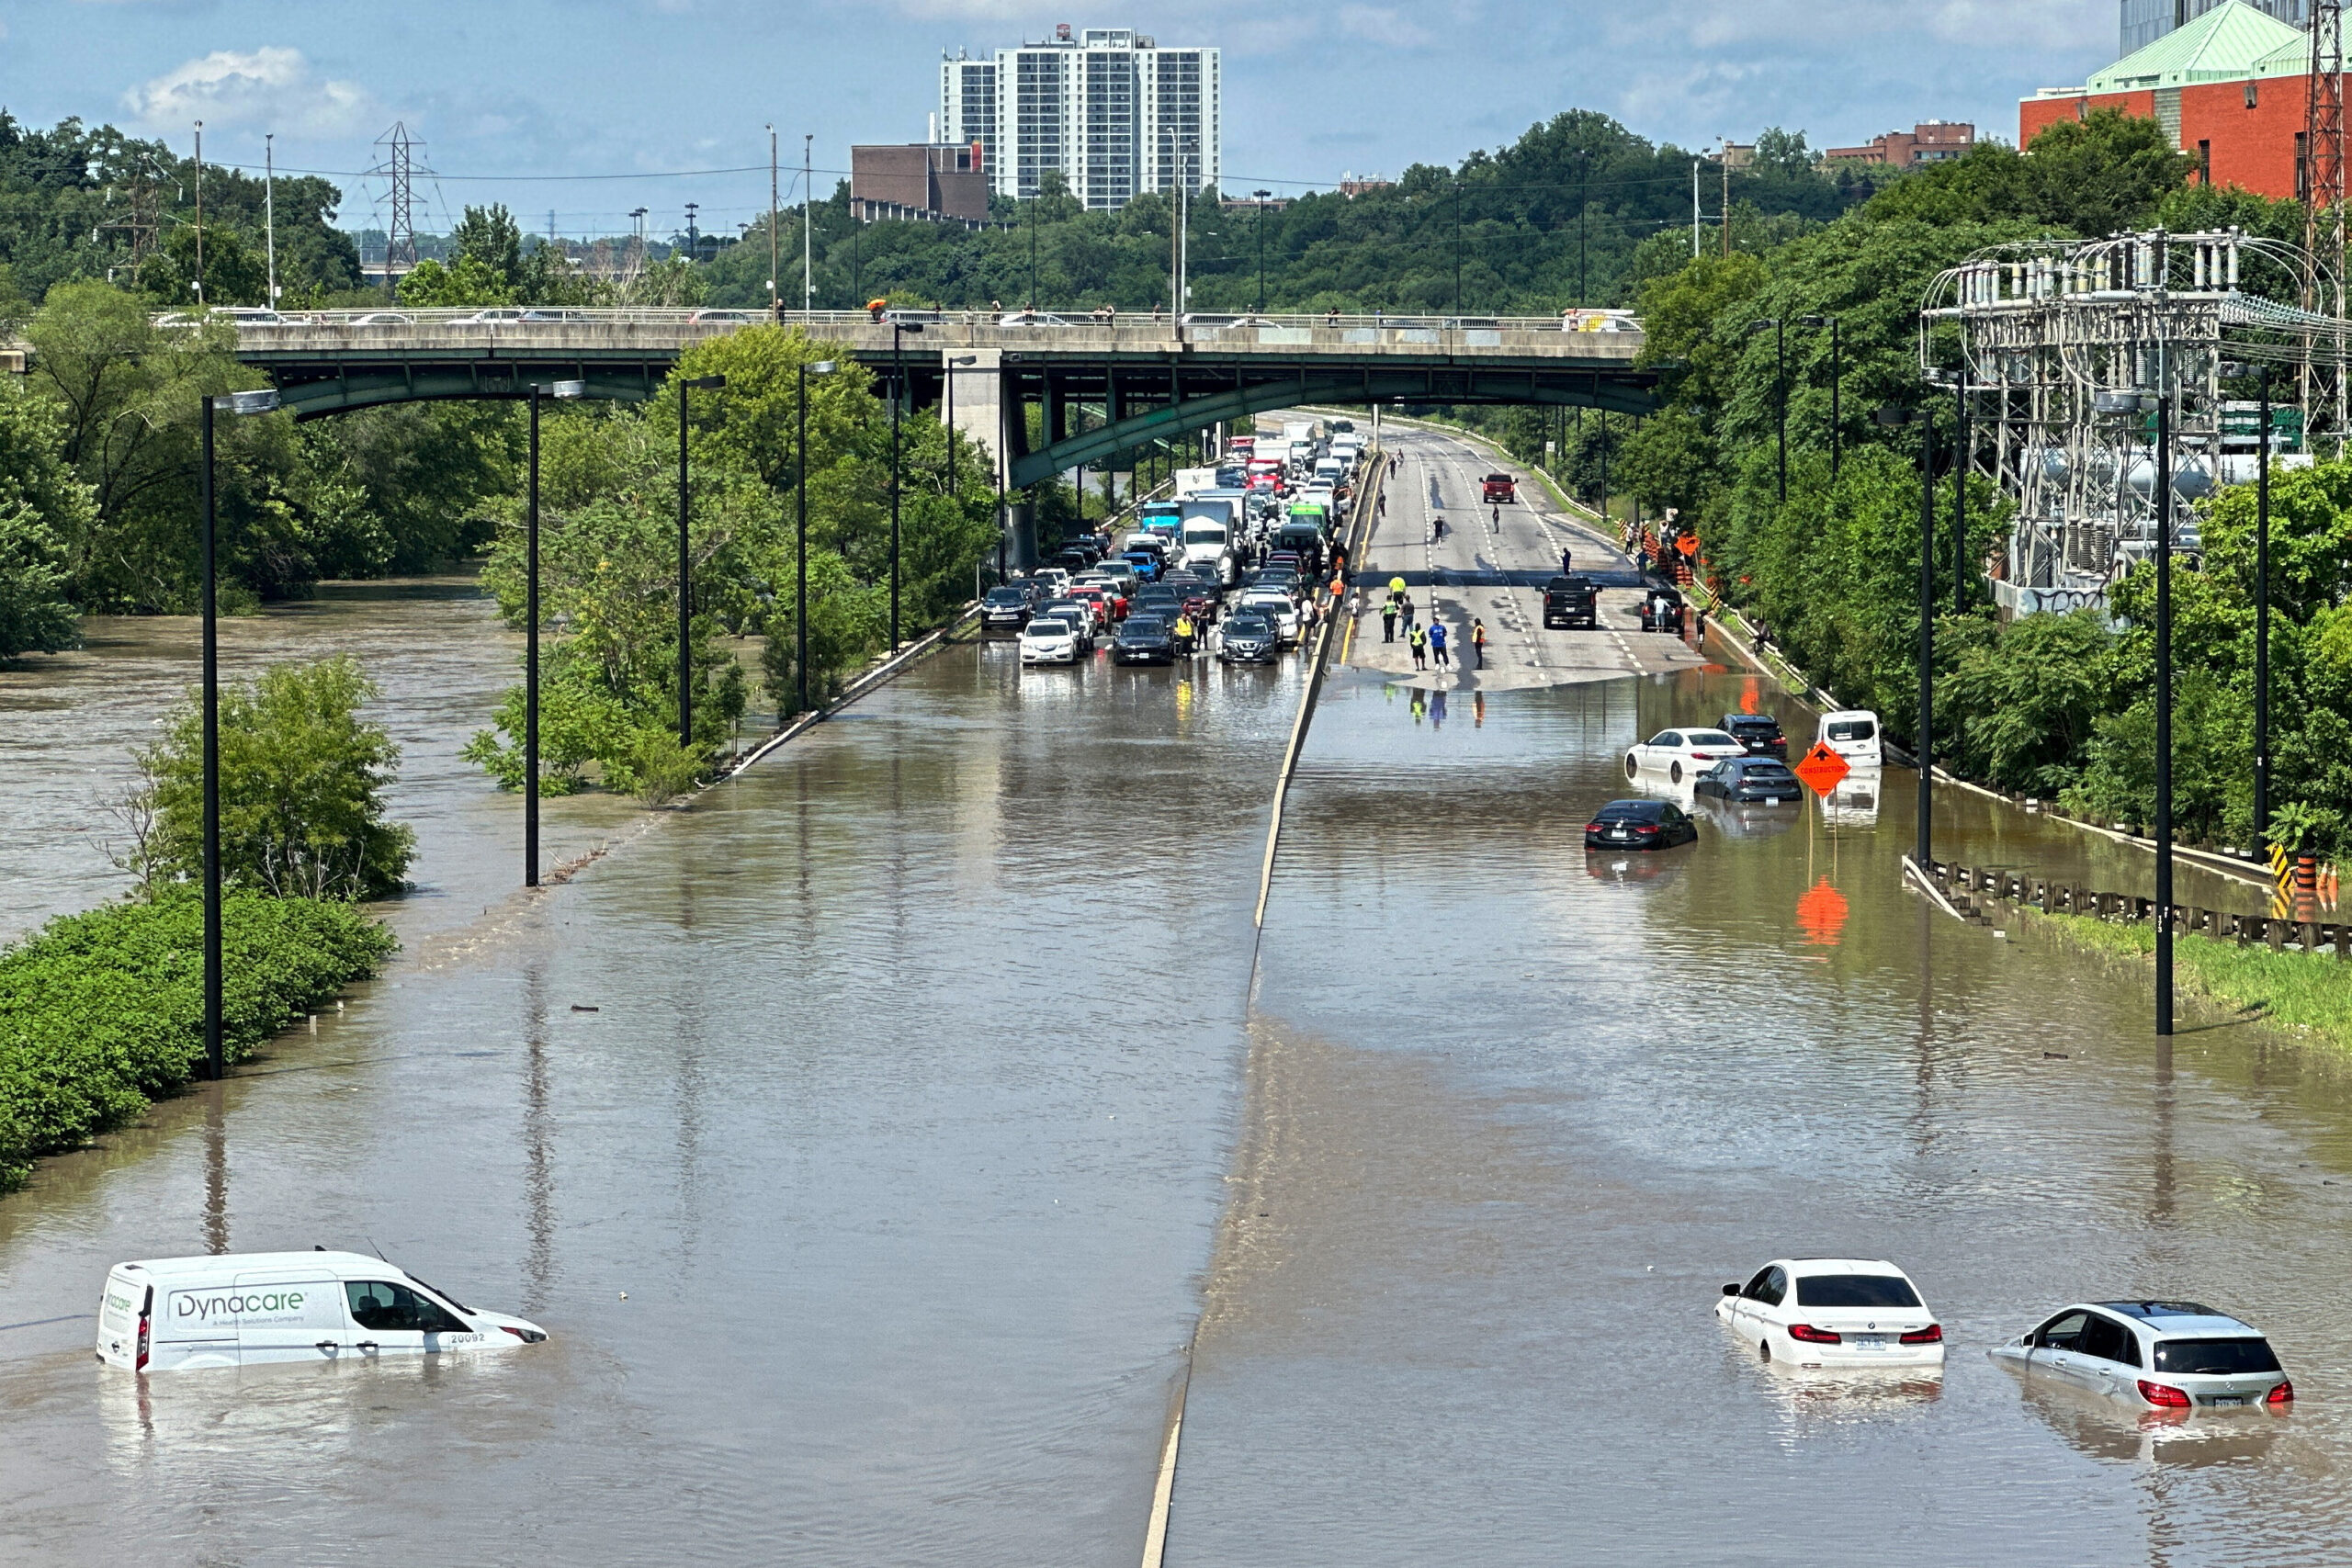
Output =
[
  {"x1": 768, "y1": 125, "x2": 781, "y2": 322},
  {"x1": 264, "y1": 133, "x2": 277, "y2": 307},
  {"x1": 1877, "y1": 402, "x2": 1934, "y2": 868},
  {"x1": 1253, "y1": 190, "x2": 1272, "y2": 313},
  {"x1": 1796, "y1": 314, "x2": 1839, "y2": 477},
  {"x1": 2226, "y1": 360, "x2": 2275, "y2": 845},
  {"x1": 1453, "y1": 180, "x2": 1464, "y2": 316},
  {"x1": 802, "y1": 134, "x2": 814, "y2": 316},
  {"x1": 1747, "y1": 319, "x2": 1787, "y2": 502},
  {"x1": 198, "y1": 388, "x2": 279, "y2": 1081},
  {"x1": 1952, "y1": 377, "x2": 1969, "y2": 614},
  {"x1": 796, "y1": 359, "x2": 836, "y2": 715},
  {"x1": 2154, "y1": 351, "x2": 2176, "y2": 1038},
  {"x1": 522, "y1": 379, "x2": 585, "y2": 887},
  {"x1": 890, "y1": 320, "x2": 924, "y2": 650},
  {"x1": 677, "y1": 374, "x2": 726, "y2": 750}
]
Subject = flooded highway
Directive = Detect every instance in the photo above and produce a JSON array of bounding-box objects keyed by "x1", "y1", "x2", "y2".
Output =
[
  {"x1": 1164, "y1": 428, "x2": 2352, "y2": 1564},
  {"x1": 4, "y1": 426, "x2": 2348, "y2": 1566}
]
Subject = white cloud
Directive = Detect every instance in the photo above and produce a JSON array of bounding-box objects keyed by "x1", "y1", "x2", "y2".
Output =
[
  {"x1": 123, "y1": 48, "x2": 379, "y2": 137},
  {"x1": 1333, "y1": 5, "x2": 1432, "y2": 48}
]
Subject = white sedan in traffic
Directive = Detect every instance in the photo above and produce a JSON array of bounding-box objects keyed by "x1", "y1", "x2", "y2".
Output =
[
  {"x1": 1019, "y1": 616, "x2": 1081, "y2": 665},
  {"x1": 1625, "y1": 728, "x2": 1747, "y2": 785},
  {"x1": 1716, "y1": 1258, "x2": 1945, "y2": 1369}
]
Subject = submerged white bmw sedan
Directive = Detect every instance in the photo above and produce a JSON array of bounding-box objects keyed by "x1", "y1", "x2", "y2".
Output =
[{"x1": 1715, "y1": 1258, "x2": 1945, "y2": 1369}]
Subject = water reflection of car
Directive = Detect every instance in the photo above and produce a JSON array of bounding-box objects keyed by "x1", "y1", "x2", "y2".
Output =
[
  {"x1": 2010, "y1": 1377, "x2": 2283, "y2": 1467},
  {"x1": 1720, "y1": 712, "x2": 1788, "y2": 758},
  {"x1": 1821, "y1": 776, "x2": 1882, "y2": 829},
  {"x1": 1694, "y1": 757, "x2": 1801, "y2": 804},
  {"x1": 1692, "y1": 795, "x2": 1797, "y2": 840},
  {"x1": 1988, "y1": 1301, "x2": 2292, "y2": 1414},
  {"x1": 1583, "y1": 798, "x2": 1697, "y2": 851},
  {"x1": 1018, "y1": 616, "x2": 1080, "y2": 665},
  {"x1": 1111, "y1": 615, "x2": 1176, "y2": 665},
  {"x1": 1624, "y1": 728, "x2": 1745, "y2": 784},
  {"x1": 1716, "y1": 1259, "x2": 1944, "y2": 1370}
]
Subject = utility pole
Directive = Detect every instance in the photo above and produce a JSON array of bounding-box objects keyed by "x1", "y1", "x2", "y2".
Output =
[
  {"x1": 684, "y1": 202, "x2": 700, "y2": 265},
  {"x1": 1253, "y1": 189, "x2": 1272, "y2": 313},
  {"x1": 1721, "y1": 144, "x2": 1731, "y2": 258},
  {"x1": 264, "y1": 132, "x2": 277, "y2": 306},
  {"x1": 2155, "y1": 343, "x2": 2177, "y2": 1037},
  {"x1": 1952, "y1": 377, "x2": 1969, "y2": 614},
  {"x1": 1692, "y1": 156, "x2": 1702, "y2": 258},
  {"x1": 192, "y1": 122, "x2": 203, "y2": 305},
  {"x1": 2306, "y1": 0, "x2": 2346, "y2": 305},
  {"x1": 1577, "y1": 151, "x2": 1589, "y2": 306},
  {"x1": 768, "y1": 126, "x2": 781, "y2": 322},
  {"x1": 375, "y1": 122, "x2": 422, "y2": 302},
  {"x1": 803, "y1": 134, "x2": 815, "y2": 315}
]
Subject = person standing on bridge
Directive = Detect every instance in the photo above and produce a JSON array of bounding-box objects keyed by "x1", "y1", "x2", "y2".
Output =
[
  {"x1": 1408, "y1": 622, "x2": 1428, "y2": 671},
  {"x1": 1560, "y1": 547, "x2": 1574, "y2": 576},
  {"x1": 1428, "y1": 617, "x2": 1450, "y2": 669},
  {"x1": 1471, "y1": 617, "x2": 1487, "y2": 670},
  {"x1": 1381, "y1": 594, "x2": 1398, "y2": 643}
]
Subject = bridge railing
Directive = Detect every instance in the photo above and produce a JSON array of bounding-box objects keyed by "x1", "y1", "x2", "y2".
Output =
[{"x1": 189, "y1": 307, "x2": 1644, "y2": 357}]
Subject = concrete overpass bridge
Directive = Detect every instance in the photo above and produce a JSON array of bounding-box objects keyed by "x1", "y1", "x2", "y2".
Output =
[{"x1": 224, "y1": 309, "x2": 1656, "y2": 490}]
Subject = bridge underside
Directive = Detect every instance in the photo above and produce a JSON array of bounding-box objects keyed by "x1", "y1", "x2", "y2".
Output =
[
  {"x1": 243, "y1": 347, "x2": 1658, "y2": 491},
  {"x1": 1002, "y1": 358, "x2": 1657, "y2": 489}
]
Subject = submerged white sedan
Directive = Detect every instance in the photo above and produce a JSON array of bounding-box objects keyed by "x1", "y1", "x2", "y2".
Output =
[
  {"x1": 1988, "y1": 1300, "x2": 2292, "y2": 1412},
  {"x1": 1019, "y1": 616, "x2": 1081, "y2": 666},
  {"x1": 1625, "y1": 728, "x2": 1747, "y2": 785},
  {"x1": 1716, "y1": 1258, "x2": 1945, "y2": 1369}
]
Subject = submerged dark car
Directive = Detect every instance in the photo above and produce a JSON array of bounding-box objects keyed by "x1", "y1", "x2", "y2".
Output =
[
  {"x1": 1720, "y1": 713, "x2": 1789, "y2": 759},
  {"x1": 1583, "y1": 798, "x2": 1698, "y2": 851},
  {"x1": 1218, "y1": 612, "x2": 1279, "y2": 664},
  {"x1": 1112, "y1": 615, "x2": 1177, "y2": 664},
  {"x1": 1693, "y1": 757, "x2": 1801, "y2": 804}
]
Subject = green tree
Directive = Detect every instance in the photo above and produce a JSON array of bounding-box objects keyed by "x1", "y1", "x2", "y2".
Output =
[
  {"x1": 130, "y1": 655, "x2": 415, "y2": 898},
  {"x1": 0, "y1": 374, "x2": 94, "y2": 657}
]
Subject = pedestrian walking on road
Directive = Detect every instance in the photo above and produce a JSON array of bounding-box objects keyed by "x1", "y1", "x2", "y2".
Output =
[
  {"x1": 1471, "y1": 617, "x2": 1487, "y2": 669},
  {"x1": 1560, "y1": 547, "x2": 1574, "y2": 576},
  {"x1": 1398, "y1": 593, "x2": 1417, "y2": 631},
  {"x1": 1429, "y1": 619, "x2": 1450, "y2": 668},
  {"x1": 1408, "y1": 624, "x2": 1428, "y2": 670},
  {"x1": 1491, "y1": 504, "x2": 1500, "y2": 528},
  {"x1": 1380, "y1": 598, "x2": 1397, "y2": 643},
  {"x1": 1634, "y1": 545, "x2": 1650, "y2": 574}
]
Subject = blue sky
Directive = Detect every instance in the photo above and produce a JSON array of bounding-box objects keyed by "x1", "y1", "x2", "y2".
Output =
[{"x1": 5, "y1": 0, "x2": 2119, "y2": 240}]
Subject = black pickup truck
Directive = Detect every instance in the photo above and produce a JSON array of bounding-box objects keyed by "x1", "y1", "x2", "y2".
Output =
[{"x1": 1543, "y1": 574, "x2": 1600, "y2": 629}]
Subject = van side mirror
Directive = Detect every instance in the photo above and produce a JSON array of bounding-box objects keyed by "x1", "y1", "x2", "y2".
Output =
[{"x1": 1723, "y1": 1282, "x2": 1740, "y2": 1296}]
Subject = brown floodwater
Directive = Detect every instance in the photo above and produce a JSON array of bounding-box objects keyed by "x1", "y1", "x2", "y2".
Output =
[{"x1": 1169, "y1": 660, "x2": 2352, "y2": 1567}]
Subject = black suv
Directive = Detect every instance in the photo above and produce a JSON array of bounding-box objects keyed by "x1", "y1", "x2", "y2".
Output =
[
  {"x1": 1719, "y1": 713, "x2": 1788, "y2": 759},
  {"x1": 1218, "y1": 612, "x2": 1279, "y2": 664},
  {"x1": 1543, "y1": 575, "x2": 1599, "y2": 630}
]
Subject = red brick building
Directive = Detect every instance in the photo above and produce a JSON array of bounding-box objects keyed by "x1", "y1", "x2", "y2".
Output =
[
  {"x1": 2020, "y1": 1, "x2": 2315, "y2": 199},
  {"x1": 1824, "y1": 121, "x2": 1976, "y2": 169}
]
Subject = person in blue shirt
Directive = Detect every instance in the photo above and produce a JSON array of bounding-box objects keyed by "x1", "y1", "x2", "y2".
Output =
[{"x1": 1428, "y1": 618, "x2": 1450, "y2": 669}]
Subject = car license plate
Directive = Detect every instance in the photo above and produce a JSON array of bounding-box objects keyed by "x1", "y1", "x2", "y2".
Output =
[
  {"x1": 1761, "y1": 796, "x2": 1780, "y2": 806},
  {"x1": 2208, "y1": 1394, "x2": 2247, "y2": 1406},
  {"x1": 1849, "y1": 1335, "x2": 1888, "y2": 1350}
]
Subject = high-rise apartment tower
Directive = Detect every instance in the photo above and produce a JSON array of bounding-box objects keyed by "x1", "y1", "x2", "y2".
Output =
[{"x1": 938, "y1": 25, "x2": 1220, "y2": 209}]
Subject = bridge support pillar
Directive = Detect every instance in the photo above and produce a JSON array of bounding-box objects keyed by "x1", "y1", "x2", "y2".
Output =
[{"x1": 944, "y1": 349, "x2": 1007, "y2": 493}]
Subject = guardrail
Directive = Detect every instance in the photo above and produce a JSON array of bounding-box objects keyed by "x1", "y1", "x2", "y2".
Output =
[{"x1": 1926, "y1": 858, "x2": 2349, "y2": 955}]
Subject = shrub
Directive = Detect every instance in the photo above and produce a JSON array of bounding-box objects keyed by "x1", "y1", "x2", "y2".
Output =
[{"x1": 0, "y1": 891, "x2": 395, "y2": 1190}]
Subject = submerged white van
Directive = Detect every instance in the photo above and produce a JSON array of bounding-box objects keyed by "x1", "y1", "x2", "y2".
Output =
[
  {"x1": 96, "y1": 1250, "x2": 548, "y2": 1372},
  {"x1": 1817, "y1": 709, "x2": 1883, "y2": 767}
]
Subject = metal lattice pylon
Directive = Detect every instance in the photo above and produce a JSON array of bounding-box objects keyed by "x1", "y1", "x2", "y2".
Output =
[
  {"x1": 2306, "y1": 0, "x2": 2344, "y2": 299},
  {"x1": 371, "y1": 122, "x2": 424, "y2": 279}
]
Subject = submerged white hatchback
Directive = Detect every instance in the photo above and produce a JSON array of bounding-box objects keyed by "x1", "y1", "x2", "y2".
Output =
[
  {"x1": 1716, "y1": 1258, "x2": 1945, "y2": 1369},
  {"x1": 96, "y1": 1251, "x2": 548, "y2": 1372},
  {"x1": 1988, "y1": 1300, "x2": 2292, "y2": 1413}
]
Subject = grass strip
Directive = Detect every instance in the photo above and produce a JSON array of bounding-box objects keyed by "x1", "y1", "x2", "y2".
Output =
[
  {"x1": 2031, "y1": 910, "x2": 2352, "y2": 1048},
  {"x1": 0, "y1": 892, "x2": 395, "y2": 1190}
]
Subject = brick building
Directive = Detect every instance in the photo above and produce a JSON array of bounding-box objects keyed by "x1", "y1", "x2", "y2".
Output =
[
  {"x1": 1823, "y1": 121, "x2": 1976, "y2": 168},
  {"x1": 2020, "y1": 0, "x2": 2315, "y2": 199},
  {"x1": 850, "y1": 142, "x2": 992, "y2": 225}
]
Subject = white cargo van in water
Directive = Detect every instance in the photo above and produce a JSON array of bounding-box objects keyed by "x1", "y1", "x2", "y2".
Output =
[
  {"x1": 96, "y1": 1250, "x2": 548, "y2": 1372},
  {"x1": 1816, "y1": 709, "x2": 1883, "y2": 767}
]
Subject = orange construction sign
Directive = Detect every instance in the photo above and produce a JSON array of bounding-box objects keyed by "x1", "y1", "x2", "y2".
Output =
[
  {"x1": 1674, "y1": 534, "x2": 1699, "y2": 558},
  {"x1": 1792, "y1": 740, "x2": 1851, "y2": 796}
]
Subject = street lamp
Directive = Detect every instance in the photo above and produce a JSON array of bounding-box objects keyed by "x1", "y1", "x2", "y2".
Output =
[
  {"x1": 1794, "y1": 314, "x2": 1839, "y2": 478},
  {"x1": 1748, "y1": 317, "x2": 1787, "y2": 502},
  {"x1": 198, "y1": 385, "x2": 279, "y2": 1082},
  {"x1": 1251, "y1": 190, "x2": 1273, "y2": 314},
  {"x1": 525, "y1": 378, "x2": 587, "y2": 887},
  {"x1": 2222, "y1": 360, "x2": 2274, "y2": 847},
  {"x1": 891, "y1": 319, "x2": 926, "y2": 651},
  {"x1": 677, "y1": 374, "x2": 727, "y2": 751},
  {"x1": 797, "y1": 359, "x2": 836, "y2": 716},
  {"x1": 1875, "y1": 400, "x2": 1936, "y2": 871}
]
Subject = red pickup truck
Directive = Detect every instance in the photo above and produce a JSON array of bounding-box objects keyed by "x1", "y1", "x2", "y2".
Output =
[{"x1": 1483, "y1": 473, "x2": 1517, "y2": 504}]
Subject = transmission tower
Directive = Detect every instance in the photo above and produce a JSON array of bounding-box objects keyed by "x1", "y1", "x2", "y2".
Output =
[
  {"x1": 2305, "y1": 0, "x2": 2344, "y2": 300},
  {"x1": 371, "y1": 122, "x2": 424, "y2": 292}
]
